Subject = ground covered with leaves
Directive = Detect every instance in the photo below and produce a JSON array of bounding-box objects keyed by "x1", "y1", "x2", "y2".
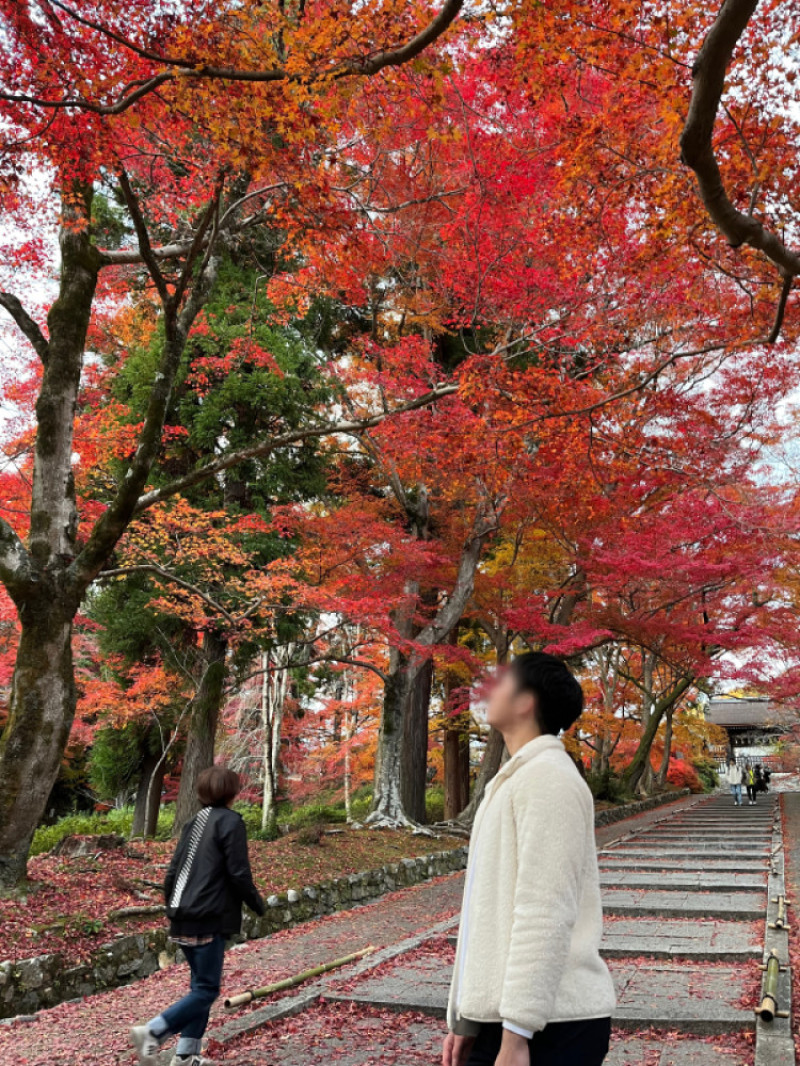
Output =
[
  {"x1": 0, "y1": 873, "x2": 464, "y2": 1065},
  {"x1": 0, "y1": 827, "x2": 462, "y2": 966}
]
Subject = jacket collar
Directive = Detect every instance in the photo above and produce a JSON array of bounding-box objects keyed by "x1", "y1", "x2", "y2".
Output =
[{"x1": 486, "y1": 733, "x2": 564, "y2": 799}]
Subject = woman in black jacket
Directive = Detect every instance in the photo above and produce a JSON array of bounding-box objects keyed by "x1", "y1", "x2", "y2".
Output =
[{"x1": 131, "y1": 766, "x2": 265, "y2": 1066}]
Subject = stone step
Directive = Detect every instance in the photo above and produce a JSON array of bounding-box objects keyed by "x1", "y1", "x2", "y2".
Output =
[
  {"x1": 599, "y1": 871, "x2": 767, "y2": 892},
  {"x1": 325, "y1": 956, "x2": 756, "y2": 1037},
  {"x1": 600, "y1": 918, "x2": 761, "y2": 960},
  {"x1": 610, "y1": 844, "x2": 772, "y2": 852},
  {"x1": 599, "y1": 857, "x2": 768, "y2": 872},
  {"x1": 634, "y1": 828, "x2": 772, "y2": 836},
  {"x1": 603, "y1": 848, "x2": 769, "y2": 860},
  {"x1": 606, "y1": 1036, "x2": 750, "y2": 1065},
  {"x1": 609, "y1": 960, "x2": 756, "y2": 1035},
  {"x1": 601, "y1": 889, "x2": 765, "y2": 919}
]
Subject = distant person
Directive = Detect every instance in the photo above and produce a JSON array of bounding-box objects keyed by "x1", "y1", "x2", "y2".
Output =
[
  {"x1": 754, "y1": 765, "x2": 766, "y2": 796},
  {"x1": 726, "y1": 759, "x2": 743, "y2": 806},
  {"x1": 745, "y1": 765, "x2": 757, "y2": 805},
  {"x1": 763, "y1": 767, "x2": 772, "y2": 792},
  {"x1": 131, "y1": 766, "x2": 265, "y2": 1066},
  {"x1": 444, "y1": 652, "x2": 615, "y2": 1066}
]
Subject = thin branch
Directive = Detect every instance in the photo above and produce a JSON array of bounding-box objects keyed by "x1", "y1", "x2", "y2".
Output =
[
  {"x1": 117, "y1": 169, "x2": 170, "y2": 305},
  {"x1": 0, "y1": 292, "x2": 49, "y2": 363},
  {"x1": 767, "y1": 274, "x2": 793, "y2": 345}
]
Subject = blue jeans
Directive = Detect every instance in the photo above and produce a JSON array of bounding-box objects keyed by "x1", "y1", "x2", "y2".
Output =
[
  {"x1": 150, "y1": 935, "x2": 225, "y2": 1056},
  {"x1": 730, "y1": 783, "x2": 742, "y2": 805}
]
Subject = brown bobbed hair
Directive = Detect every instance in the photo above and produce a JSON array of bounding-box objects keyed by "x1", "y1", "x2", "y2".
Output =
[{"x1": 197, "y1": 765, "x2": 241, "y2": 808}]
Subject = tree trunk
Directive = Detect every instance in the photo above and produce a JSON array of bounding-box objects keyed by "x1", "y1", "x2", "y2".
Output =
[
  {"x1": 443, "y1": 721, "x2": 470, "y2": 820},
  {"x1": 144, "y1": 757, "x2": 165, "y2": 838},
  {"x1": 0, "y1": 188, "x2": 99, "y2": 888},
  {"x1": 456, "y1": 726, "x2": 505, "y2": 827},
  {"x1": 655, "y1": 707, "x2": 674, "y2": 790},
  {"x1": 260, "y1": 647, "x2": 292, "y2": 835},
  {"x1": 173, "y1": 630, "x2": 228, "y2": 834},
  {"x1": 131, "y1": 746, "x2": 166, "y2": 839},
  {"x1": 0, "y1": 604, "x2": 76, "y2": 887},
  {"x1": 370, "y1": 653, "x2": 424, "y2": 825},
  {"x1": 131, "y1": 746, "x2": 159, "y2": 838},
  {"x1": 401, "y1": 656, "x2": 434, "y2": 822},
  {"x1": 624, "y1": 677, "x2": 693, "y2": 794},
  {"x1": 368, "y1": 515, "x2": 496, "y2": 826}
]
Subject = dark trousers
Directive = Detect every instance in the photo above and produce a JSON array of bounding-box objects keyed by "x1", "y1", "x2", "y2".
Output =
[
  {"x1": 746, "y1": 784, "x2": 757, "y2": 802},
  {"x1": 466, "y1": 1018, "x2": 611, "y2": 1066},
  {"x1": 160, "y1": 935, "x2": 225, "y2": 1055}
]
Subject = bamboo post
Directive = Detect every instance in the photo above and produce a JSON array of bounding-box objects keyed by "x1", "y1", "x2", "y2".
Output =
[{"x1": 223, "y1": 945, "x2": 376, "y2": 1009}]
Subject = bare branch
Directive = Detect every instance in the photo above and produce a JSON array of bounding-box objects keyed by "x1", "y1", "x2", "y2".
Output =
[
  {"x1": 133, "y1": 382, "x2": 458, "y2": 515},
  {"x1": 680, "y1": 0, "x2": 800, "y2": 340},
  {"x1": 0, "y1": 1, "x2": 465, "y2": 114},
  {"x1": 0, "y1": 292, "x2": 49, "y2": 363},
  {"x1": 98, "y1": 564, "x2": 238, "y2": 626}
]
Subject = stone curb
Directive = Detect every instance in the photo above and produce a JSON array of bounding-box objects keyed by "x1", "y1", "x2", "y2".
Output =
[
  {"x1": 754, "y1": 802, "x2": 795, "y2": 1066},
  {"x1": 0, "y1": 846, "x2": 469, "y2": 1019},
  {"x1": 593, "y1": 789, "x2": 692, "y2": 829}
]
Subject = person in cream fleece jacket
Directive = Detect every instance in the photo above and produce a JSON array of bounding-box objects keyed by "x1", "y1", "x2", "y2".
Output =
[{"x1": 444, "y1": 652, "x2": 616, "y2": 1066}]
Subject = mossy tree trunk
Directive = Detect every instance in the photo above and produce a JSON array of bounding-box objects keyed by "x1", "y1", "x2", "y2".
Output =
[{"x1": 0, "y1": 179, "x2": 227, "y2": 887}]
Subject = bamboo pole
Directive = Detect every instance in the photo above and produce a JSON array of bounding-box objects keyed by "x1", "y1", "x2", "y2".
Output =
[
  {"x1": 223, "y1": 945, "x2": 377, "y2": 1009},
  {"x1": 756, "y1": 951, "x2": 781, "y2": 1022}
]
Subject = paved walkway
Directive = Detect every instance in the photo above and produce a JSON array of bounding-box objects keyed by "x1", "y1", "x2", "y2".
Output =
[{"x1": 1, "y1": 792, "x2": 793, "y2": 1066}]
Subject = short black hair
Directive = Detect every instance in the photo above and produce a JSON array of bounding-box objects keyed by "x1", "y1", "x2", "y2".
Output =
[
  {"x1": 197, "y1": 765, "x2": 240, "y2": 807},
  {"x1": 509, "y1": 652, "x2": 584, "y2": 735}
]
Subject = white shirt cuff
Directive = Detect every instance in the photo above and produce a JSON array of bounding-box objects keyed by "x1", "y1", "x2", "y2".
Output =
[{"x1": 503, "y1": 1021, "x2": 534, "y2": 1040}]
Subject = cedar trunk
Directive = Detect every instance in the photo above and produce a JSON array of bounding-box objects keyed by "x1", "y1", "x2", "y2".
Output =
[
  {"x1": 400, "y1": 656, "x2": 434, "y2": 822},
  {"x1": 173, "y1": 631, "x2": 228, "y2": 833},
  {"x1": 456, "y1": 726, "x2": 505, "y2": 827},
  {"x1": 443, "y1": 722, "x2": 470, "y2": 820}
]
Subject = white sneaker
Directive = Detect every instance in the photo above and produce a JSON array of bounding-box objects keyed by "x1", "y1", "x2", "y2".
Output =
[
  {"x1": 169, "y1": 1057, "x2": 215, "y2": 1066},
  {"x1": 130, "y1": 1026, "x2": 161, "y2": 1065}
]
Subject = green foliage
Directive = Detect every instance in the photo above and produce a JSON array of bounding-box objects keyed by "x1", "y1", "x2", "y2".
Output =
[
  {"x1": 89, "y1": 727, "x2": 143, "y2": 802},
  {"x1": 280, "y1": 802, "x2": 348, "y2": 830},
  {"x1": 425, "y1": 785, "x2": 445, "y2": 824},
  {"x1": 30, "y1": 806, "x2": 175, "y2": 856},
  {"x1": 586, "y1": 769, "x2": 635, "y2": 806},
  {"x1": 693, "y1": 759, "x2": 720, "y2": 793}
]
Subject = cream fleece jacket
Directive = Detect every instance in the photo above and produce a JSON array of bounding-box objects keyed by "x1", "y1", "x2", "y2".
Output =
[{"x1": 447, "y1": 734, "x2": 616, "y2": 1037}]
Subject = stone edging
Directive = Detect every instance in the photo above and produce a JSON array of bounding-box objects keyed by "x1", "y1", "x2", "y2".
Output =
[
  {"x1": 593, "y1": 788, "x2": 692, "y2": 829},
  {"x1": 0, "y1": 846, "x2": 469, "y2": 1021}
]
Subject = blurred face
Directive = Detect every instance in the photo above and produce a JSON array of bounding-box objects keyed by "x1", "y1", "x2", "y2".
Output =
[{"x1": 486, "y1": 667, "x2": 537, "y2": 734}]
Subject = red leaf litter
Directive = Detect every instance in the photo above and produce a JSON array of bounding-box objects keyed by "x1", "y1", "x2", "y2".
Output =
[
  {"x1": 209, "y1": 1001, "x2": 446, "y2": 1066},
  {"x1": 0, "y1": 875, "x2": 462, "y2": 1066}
]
